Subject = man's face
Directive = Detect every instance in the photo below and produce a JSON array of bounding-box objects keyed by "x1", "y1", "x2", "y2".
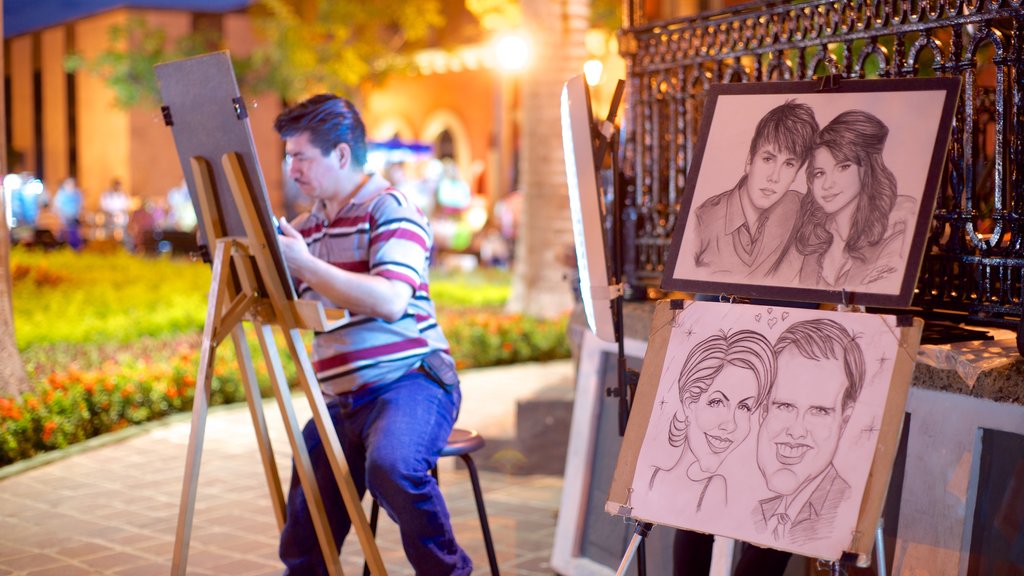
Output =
[
  {"x1": 756, "y1": 346, "x2": 850, "y2": 495},
  {"x1": 743, "y1": 144, "x2": 802, "y2": 212},
  {"x1": 285, "y1": 131, "x2": 345, "y2": 201}
]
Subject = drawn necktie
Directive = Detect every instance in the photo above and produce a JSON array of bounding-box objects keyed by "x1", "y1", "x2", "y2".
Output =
[{"x1": 771, "y1": 512, "x2": 791, "y2": 541}]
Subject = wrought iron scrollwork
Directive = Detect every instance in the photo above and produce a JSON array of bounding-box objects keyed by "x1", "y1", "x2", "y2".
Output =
[{"x1": 621, "y1": 0, "x2": 1024, "y2": 339}]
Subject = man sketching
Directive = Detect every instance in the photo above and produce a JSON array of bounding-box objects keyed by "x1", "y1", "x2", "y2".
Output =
[
  {"x1": 273, "y1": 94, "x2": 471, "y2": 575},
  {"x1": 691, "y1": 100, "x2": 818, "y2": 280},
  {"x1": 754, "y1": 318, "x2": 865, "y2": 545}
]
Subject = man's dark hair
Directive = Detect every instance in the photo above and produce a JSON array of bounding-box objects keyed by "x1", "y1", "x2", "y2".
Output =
[
  {"x1": 748, "y1": 99, "x2": 819, "y2": 166},
  {"x1": 773, "y1": 318, "x2": 864, "y2": 415},
  {"x1": 274, "y1": 94, "x2": 368, "y2": 167}
]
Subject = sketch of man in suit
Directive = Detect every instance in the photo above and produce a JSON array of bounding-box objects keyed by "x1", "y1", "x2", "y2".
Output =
[
  {"x1": 692, "y1": 100, "x2": 818, "y2": 280},
  {"x1": 754, "y1": 318, "x2": 865, "y2": 544}
]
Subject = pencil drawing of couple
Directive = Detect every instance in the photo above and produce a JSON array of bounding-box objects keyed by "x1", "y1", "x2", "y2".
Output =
[
  {"x1": 691, "y1": 100, "x2": 916, "y2": 290},
  {"x1": 646, "y1": 316, "x2": 865, "y2": 546}
]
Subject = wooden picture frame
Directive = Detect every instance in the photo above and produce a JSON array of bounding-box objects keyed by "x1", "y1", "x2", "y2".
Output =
[
  {"x1": 552, "y1": 331, "x2": 648, "y2": 575},
  {"x1": 662, "y1": 77, "x2": 960, "y2": 307}
]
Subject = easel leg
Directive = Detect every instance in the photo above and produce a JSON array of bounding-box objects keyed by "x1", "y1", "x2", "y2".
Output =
[
  {"x1": 172, "y1": 241, "x2": 231, "y2": 576},
  {"x1": 255, "y1": 322, "x2": 346, "y2": 576},
  {"x1": 231, "y1": 324, "x2": 286, "y2": 530},
  {"x1": 616, "y1": 521, "x2": 652, "y2": 576},
  {"x1": 875, "y1": 520, "x2": 888, "y2": 576},
  {"x1": 283, "y1": 328, "x2": 387, "y2": 576},
  {"x1": 709, "y1": 536, "x2": 736, "y2": 576}
]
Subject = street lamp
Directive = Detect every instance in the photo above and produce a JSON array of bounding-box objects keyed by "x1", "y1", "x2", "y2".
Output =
[
  {"x1": 494, "y1": 32, "x2": 531, "y2": 73},
  {"x1": 583, "y1": 59, "x2": 604, "y2": 87}
]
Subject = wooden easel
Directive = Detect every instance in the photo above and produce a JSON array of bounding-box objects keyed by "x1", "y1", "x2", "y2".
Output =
[{"x1": 169, "y1": 151, "x2": 387, "y2": 576}]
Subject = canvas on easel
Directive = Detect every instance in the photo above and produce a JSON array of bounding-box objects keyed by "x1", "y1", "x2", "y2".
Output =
[
  {"x1": 155, "y1": 51, "x2": 384, "y2": 576},
  {"x1": 606, "y1": 300, "x2": 922, "y2": 563}
]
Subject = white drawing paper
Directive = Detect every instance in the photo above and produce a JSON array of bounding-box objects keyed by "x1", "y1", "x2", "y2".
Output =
[{"x1": 622, "y1": 301, "x2": 909, "y2": 560}]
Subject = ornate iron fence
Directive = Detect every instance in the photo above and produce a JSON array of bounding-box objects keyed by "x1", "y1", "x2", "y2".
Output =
[{"x1": 618, "y1": 0, "x2": 1024, "y2": 337}]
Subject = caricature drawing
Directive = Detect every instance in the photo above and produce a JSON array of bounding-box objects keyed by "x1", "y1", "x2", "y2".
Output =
[
  {"x1": 788, "y1": 110, "x2": 918, "y2": 289},
  {"x1": 611, "y1": 302, "x2": 921, "y2": 561},
  {"x1": 648, "y1": 330, "x2": 775, "y2": 512},
  {"x1": 754, "y1": 318, "x2": 865, "y2": 545},
  {"x1": 691, "y1": 100, "x2": 819, "y2": 280}
]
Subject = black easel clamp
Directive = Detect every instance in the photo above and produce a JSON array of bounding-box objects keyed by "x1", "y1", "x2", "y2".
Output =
[
  {"x1": 161, "y1": 105, "x2": 174, "y2": 126},
  {"x1": 232, "y1": 97, "x2": 248, "y2": 120},
  {"x1": 614, "y1": 521, "x2": 655, "y2": 576}
]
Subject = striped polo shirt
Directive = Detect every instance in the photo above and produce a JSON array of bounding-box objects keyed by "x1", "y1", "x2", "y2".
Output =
[{"x1": 292, "y1": 173, "x2": 451, "y2": 395}]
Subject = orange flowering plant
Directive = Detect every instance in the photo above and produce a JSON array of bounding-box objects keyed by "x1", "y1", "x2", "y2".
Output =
[
  {"x1": 0, "y1": 343, "x2": 277, "y2": 466},
  {"x1": 440, "y1": 312, "x2": 571, "y2": 370}
]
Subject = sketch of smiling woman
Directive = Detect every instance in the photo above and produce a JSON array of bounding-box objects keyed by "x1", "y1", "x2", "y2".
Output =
[
  {"x1": 648, "y1": 330, "x2": 776, "y2": 512},
  {"x1": 792, "y1": 109, "x2": 917, "y2": 289}
]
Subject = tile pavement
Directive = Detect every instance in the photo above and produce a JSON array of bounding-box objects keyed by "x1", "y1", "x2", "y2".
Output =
[{"x1": 0, "y1": 361, "x2": 575, "y2": 575}]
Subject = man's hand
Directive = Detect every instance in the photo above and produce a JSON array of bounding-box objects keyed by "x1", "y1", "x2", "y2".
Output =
[
  {"x1": 274, "y1": 217, "x2": 412, "y2": 320},
  {"x1": 277, "y1": 218, "x2": 311, "y2": 277}
]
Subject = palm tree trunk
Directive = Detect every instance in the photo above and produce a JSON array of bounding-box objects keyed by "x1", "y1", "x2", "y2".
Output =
[
  {"x1": 506, "y1": 0, "x2": 589, "y2": 318},
  {"x1": 0, "y1": 0, "x2": 32, "y2": 397}
]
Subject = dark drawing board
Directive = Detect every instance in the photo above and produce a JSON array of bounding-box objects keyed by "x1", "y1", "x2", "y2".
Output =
[
  {"x1": 155, "y1": 51, "x2": 295, "y2": 301},
  {"x1": 662, "y1": 77, "x2": 960, "y2": 308}
]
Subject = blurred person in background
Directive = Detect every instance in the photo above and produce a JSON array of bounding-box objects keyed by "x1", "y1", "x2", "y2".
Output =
[{"x1": 54, "y1": 177, "x2": 84, "y2": 249}]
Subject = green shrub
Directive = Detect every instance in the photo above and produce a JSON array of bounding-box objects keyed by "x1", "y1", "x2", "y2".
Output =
[
  {"x1": 11, "y1": 247, "x2": 210, "y2": 349},
  {"x1": 441, "y1": 312, "x2": 571, "y2": 369},
  {"x1": 431, "y1": 268, "x2": 512, "y2": 309},
  {"x1": 3, "y1": 249, "x2": 570, "y2": 467}
]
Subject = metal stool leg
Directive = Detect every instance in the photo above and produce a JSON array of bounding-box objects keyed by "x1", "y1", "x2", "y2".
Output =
[
  {"x1": 362, "y1": 442, "x2": 499, "y2": 575},
  {"x1": 461, "y1": 453, "x2": 500, "y2": 575},
  {"x1": 362, "y1": 500, "x2": 380, "y2": 576}
]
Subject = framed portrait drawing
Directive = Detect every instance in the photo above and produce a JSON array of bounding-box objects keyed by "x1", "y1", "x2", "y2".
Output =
[{"x1": 662, "y1": 78, "x2": 960, "y2": 307}]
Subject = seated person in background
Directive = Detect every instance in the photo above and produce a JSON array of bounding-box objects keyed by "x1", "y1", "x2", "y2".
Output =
[
  {"x1": 273, "y1": 93, "x2": 471, "y2": 575},
  {"x1": 127, "y1": 201, "x2": 159, "y2": 252},
  {"x1": 53, "y1": 177, "x2": 83, "y2": 226},
  {"x1": 53, "y1": 178, "x2": 84, "y2": 249},
  {"x1": 33, "y1": 199, "x2": 65, "y2": 246}
]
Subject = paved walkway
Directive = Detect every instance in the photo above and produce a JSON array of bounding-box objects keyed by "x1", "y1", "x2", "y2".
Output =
[{"x1": 0, "y1": 361, "x2": 575, "y2": 576}]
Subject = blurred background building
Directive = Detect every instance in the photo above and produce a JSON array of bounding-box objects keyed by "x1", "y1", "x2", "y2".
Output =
[{"x1": 2, "y1": 0, "x2": 752, "y2": 312}]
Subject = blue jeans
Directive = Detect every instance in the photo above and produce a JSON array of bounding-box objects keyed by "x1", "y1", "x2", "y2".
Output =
[{"x1": 279, "y1": 372, "x2": 472, "y2": 575}]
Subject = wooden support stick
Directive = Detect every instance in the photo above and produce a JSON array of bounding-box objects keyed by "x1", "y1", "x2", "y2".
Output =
[
  {"x1": 285, "y1": 328, "x2": 387, "y2": 576},
  {"x1": 231, "y1": 324, "x2": 287, "y2": 530},
  {"x1": 172, "y1": 240, "x2": 233, "y2": 575},
  {"x1": 256, "y1": 322, "x2": 346, "y2": 575}
]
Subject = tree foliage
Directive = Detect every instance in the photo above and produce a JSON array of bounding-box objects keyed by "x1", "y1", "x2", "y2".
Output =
[
  {"x1": 247, "y1": 0, "x2": 444, "y2": 101},
  {"x1": 465, "y1": 0, "x2": 523, "y2": 31},
  {"x1": 65, "y1": 0, "x2": 447, "y2": 109},
  {"x1": 590, "y1": 0, "x2": 623, "y2": 30},
  {"x1": 64, "y1": 16, "x2": 196, "y2": 109}
]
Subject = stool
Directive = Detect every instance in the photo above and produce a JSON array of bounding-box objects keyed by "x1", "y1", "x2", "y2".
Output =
[{"x1": 362, "y1": 428, "x2": 500, "y2": 576}]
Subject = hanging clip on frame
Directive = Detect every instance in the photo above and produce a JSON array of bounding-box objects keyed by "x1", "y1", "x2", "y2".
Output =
[{"x1": 817, "y1": 51, "x2": 843, "y2": 92}]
